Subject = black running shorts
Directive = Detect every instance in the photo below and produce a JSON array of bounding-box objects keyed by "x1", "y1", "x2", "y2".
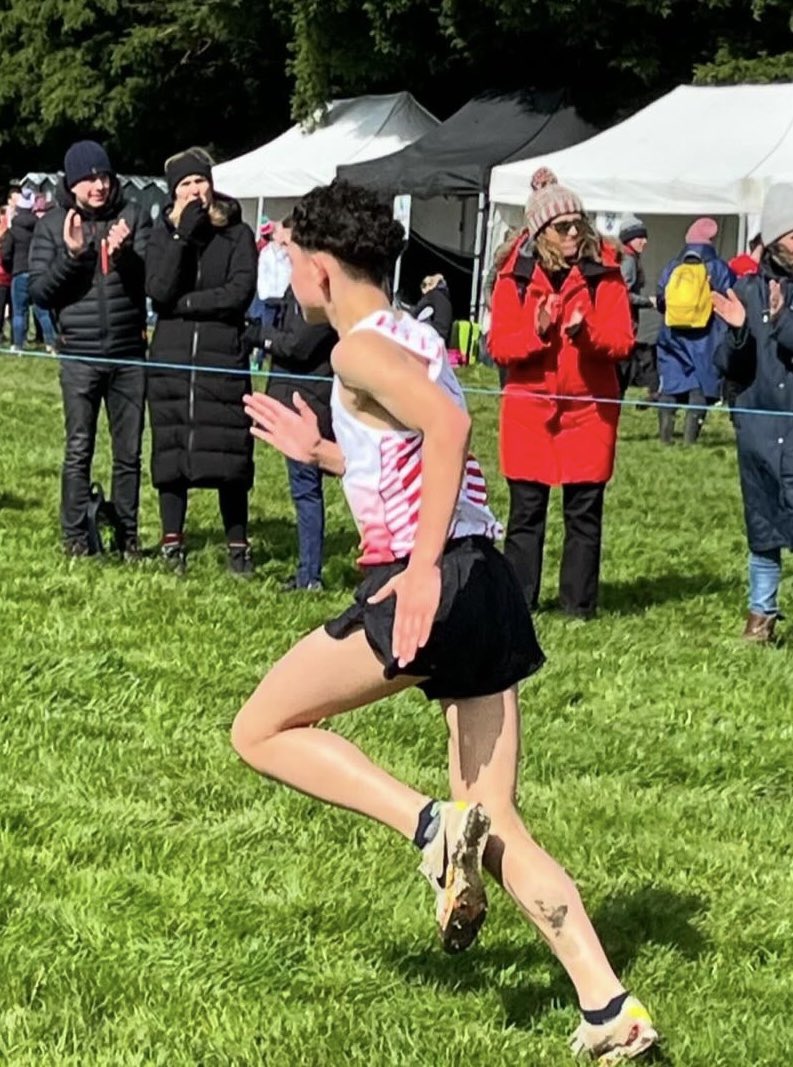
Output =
[{"x1": 325, "y1": 536, "x2": 545, "y2": 700}]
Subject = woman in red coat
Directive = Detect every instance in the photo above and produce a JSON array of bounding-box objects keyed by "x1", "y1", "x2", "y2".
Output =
[{"x1": 489, "y1": 169, "x2": 633, "y2": 618}]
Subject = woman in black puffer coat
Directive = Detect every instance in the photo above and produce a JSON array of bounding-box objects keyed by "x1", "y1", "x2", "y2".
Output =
[{"x1": 146, "y1": 148, "x2": 257, "y2": 575}]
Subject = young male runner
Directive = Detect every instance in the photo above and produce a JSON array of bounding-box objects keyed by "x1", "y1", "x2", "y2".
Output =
[{"x1": 234, "y1": 180, "x2": 658, "y2": 1062}]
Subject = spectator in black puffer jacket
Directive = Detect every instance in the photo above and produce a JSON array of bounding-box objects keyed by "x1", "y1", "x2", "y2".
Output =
[
  {"x1": 145, "y1": 147, "x2": 257, "y2": 577},
  {"x1": 29, "y1": 141, "x2": 150, "y2": 558}
]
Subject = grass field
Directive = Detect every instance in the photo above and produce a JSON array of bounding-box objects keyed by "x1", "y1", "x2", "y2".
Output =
[{"x1": 1, "y1": 354, "x2": 792, "y2": 1066}]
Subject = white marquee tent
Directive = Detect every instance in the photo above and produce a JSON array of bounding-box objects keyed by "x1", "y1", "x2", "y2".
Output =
[
  {"x1": 490, "y1": 84, "x2": 793, "y2": 217},
  {"x1": 212, "y1": 92, "x2": 438, "y2": 231},
  {"x1": 488, "y1": 84, "x2": 793, "y2": 334}
]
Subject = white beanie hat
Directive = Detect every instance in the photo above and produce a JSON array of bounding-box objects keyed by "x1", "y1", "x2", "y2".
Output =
[{"x1": 761, "y1": 183, "x2": 793, "y2": 247}]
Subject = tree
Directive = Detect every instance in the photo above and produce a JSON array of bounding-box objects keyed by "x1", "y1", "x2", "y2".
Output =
[
  {"x1": 279, "y1": 0, "x2": 793, "y2": 123},
  {"x1": 2, "y1": 0, "x2": 793, "y2": 188},
  {"x1": 0, "y1": 0, "x2": 291, "y2": 178}
]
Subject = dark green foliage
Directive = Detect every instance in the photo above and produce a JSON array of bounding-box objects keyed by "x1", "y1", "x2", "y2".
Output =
[{"x1": 2, "y1": 0, "x2": 793, "y2": 184}]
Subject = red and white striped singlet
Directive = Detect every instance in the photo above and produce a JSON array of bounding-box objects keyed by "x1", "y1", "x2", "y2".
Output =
[{"x1": 331, "y1": 309, "x2": 501, "y2": 565}]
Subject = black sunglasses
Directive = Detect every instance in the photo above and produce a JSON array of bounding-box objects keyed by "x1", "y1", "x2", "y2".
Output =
[{"x1": 549, "y1": 217, "x2": 583, "y2": 236}]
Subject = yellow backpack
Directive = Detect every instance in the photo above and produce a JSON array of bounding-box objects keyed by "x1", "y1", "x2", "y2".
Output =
[{"x1": 664, "y1": 258, "x2": 712, "y2": 329}]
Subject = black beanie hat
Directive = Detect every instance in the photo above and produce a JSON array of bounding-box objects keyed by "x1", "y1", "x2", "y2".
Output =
[
  {"x1": 165, "y1": 148, "x2": 214, "y2": 196},
  {"x1": 64, "y1": 140, "x2": 113, "y2": 189}
]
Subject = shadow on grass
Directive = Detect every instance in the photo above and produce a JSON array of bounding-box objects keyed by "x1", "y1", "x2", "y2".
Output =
[
  {"x1": 619, "y1": 430, "x2": 735, "y2": 449},
  {"x1": 384, "y1": 884, "x2": 706, "y2": 1042},
  {"x1": 600, "y1": 572, "x2": 734, "y2": 615},
  {"x1": 184, "y1": 515, "x2": 361, "y2": 587},
  {"x1": 189, "y1": 515, "x2": 358, "y2": 562},
  {"x1": 0, "y1": 491, "x2": 40, "y2": 511}
]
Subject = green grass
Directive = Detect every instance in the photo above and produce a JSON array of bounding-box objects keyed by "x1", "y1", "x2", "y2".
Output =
[{"x1": 1, "y1": 356, "x2": 792, "y2": 1066}]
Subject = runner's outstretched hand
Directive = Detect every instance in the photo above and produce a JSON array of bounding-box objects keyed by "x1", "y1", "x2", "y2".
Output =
[{"x1": 244, "y1": 391, "x2": 320, "y2": 463}]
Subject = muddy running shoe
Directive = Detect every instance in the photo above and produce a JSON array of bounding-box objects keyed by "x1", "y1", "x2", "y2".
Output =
[
  {"x1": 418, "y1": 801, "x2": 491, "y2": 954},
  {"x1": 570, "y1": 996, "x2": 659, "y2": 1062}
]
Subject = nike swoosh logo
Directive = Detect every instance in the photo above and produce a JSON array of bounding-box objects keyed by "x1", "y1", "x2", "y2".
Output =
[{"x1": 435, "y1": 835, "x2": 449, "y2": 890}]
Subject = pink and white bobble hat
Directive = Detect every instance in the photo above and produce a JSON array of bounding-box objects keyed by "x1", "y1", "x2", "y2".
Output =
[{"x1": 524, "y1": 167, "x2": 585, "y2": 240}]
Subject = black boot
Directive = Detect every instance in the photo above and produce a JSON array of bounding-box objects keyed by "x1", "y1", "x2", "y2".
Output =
[
  {"x1": 683, "y1": 408, "x2": 704, "y2": 445},
  {"x1": 114, "y1": 532, "x2": 142, "y2": 562},
  {"x1": 228, "y1": 541, "x2": 254, "y2": 579},
  {"x1": 63, "y1": 537, "x2": 91, "y2": 558},
  {"x1": 658, "y1": 408, "x2": 675, "y2": 445}
]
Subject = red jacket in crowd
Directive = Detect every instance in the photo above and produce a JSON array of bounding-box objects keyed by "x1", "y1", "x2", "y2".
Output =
[{"x1": 489, "y1": 240, "x2": 633, "y2": 485}]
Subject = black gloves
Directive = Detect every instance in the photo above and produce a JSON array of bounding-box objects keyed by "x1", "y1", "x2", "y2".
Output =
[
  {"x1": 176, "y1": 200, "x2": 208, "y2": 241},
  {"x1": 241, "y1": 322, "x2": 262, "y2": 358}
]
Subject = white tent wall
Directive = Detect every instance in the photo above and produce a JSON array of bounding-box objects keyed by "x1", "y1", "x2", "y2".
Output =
[
  {"x1": 489, "y1": 85, "x2": 793, "y2": 216},
  {"x1": 411, "y1": 196, "x2": 479, "y2": 253},
  {"x1": 230, "y1": 197, "x2": 301, "y2": 233}
]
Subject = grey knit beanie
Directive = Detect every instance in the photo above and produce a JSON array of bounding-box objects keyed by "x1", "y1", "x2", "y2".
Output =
[
  {"x1": 619, "y1": 213, "x2": 647, "y2": 244},
  {"x1": 524, "y1": 168, "x2": 584, "y2": 240},
  {"x1": 761, "y1": 183, "x2": 793, "y2": 247}
]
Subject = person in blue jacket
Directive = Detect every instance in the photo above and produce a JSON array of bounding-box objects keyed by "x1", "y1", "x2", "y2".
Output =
[
  {"x1": 713, "y1": 184, "x2": 793, "y2": 643},
  {"x1": 656, "y1": 218, "x2": 734, "y2": 444}
]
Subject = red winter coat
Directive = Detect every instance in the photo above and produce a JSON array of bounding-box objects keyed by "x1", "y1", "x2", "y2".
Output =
[{"x1": 489, "y1": 240, "x2": 633, "y2": 485}]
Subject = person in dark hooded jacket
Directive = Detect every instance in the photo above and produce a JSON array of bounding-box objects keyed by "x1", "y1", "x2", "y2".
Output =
[
  {"x1": 713, "y1": 183, "x2": 793, "y2": 643},
  {"x1": 617, "y1": 214, "x2": 656, "y2": 398},
  {"x1": 28, "y1": 142, "x2": 150, "y2": 557},
  {"x1": 145, "y1": 148, "x2": 257, "y2": 576}
]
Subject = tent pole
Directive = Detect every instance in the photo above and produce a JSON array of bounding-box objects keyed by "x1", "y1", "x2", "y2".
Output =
[
  {"x1": 737, "y1": 213, "x2": 748, "y2": 254},
  {"x1": 256, "y1": 196, "x2": 264, "y2": 229},
  {"x1": 480, "y1": 200, "x2": 498, "y2": 319},
  {"x1": 470, "y1": 192, "x2": 487, "y2": 321}
]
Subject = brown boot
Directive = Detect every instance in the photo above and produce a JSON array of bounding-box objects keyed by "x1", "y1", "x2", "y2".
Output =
[{"x1": 742, "y1": 612, "x2": 777, "y2": 643}]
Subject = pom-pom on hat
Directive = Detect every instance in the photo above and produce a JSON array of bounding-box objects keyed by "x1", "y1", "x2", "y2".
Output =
[{"x1": 524, "y1": 168, "x2": 584, "y2": 240}]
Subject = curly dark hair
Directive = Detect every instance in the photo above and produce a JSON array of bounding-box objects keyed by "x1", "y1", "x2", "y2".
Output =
[{"x1": 291, "y1": 179, "x2": 406, "y2": 287}]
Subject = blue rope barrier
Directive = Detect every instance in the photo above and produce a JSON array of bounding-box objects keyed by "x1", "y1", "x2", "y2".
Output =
[{"x1": 2, "y1": 345, "x2": 792, "y2": 420}]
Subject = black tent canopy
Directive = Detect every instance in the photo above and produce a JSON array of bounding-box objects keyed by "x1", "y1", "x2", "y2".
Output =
[{"x1": 336, "y1": 90, "x2": 596, "y2": 198}]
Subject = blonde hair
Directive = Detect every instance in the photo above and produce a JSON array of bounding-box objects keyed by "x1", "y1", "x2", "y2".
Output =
[
  {"x1": 421, "y1": 273, "x2": 445, "y2": 293},
  {"x1": 535, "y1": 216, "x2": 601, "y2": 272}
]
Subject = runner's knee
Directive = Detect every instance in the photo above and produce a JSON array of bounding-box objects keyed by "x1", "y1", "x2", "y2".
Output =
[{"x1": 230, "y1": 697, "x2": 281, "y2": 759}]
